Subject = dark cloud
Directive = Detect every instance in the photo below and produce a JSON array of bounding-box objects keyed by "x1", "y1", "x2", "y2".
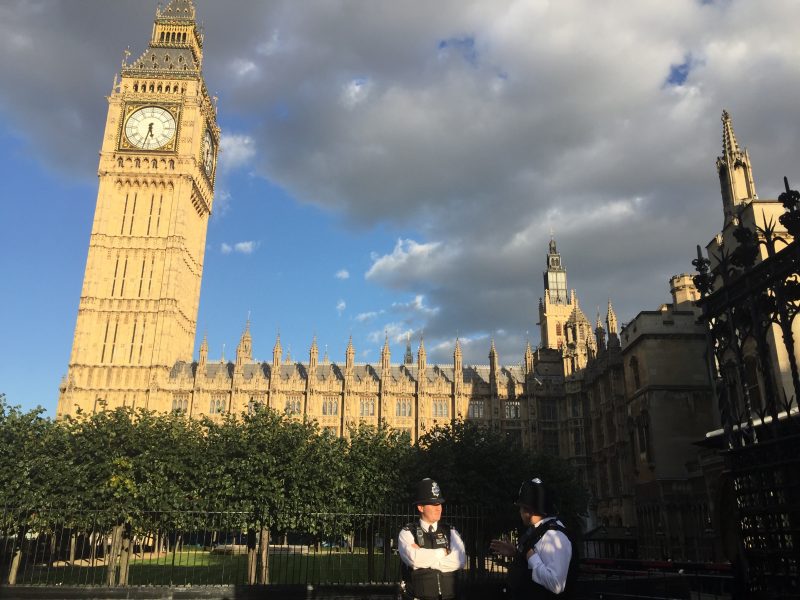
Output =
[{"x1": 3, "y1": 0, "x2": 800, "y2": 365}]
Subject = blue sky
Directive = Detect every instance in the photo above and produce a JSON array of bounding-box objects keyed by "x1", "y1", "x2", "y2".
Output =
[{"x1": 1, "y1": 0, "x2": 800, "y2": 414}]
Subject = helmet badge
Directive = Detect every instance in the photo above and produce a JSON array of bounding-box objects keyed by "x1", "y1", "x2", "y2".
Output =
[{"x1": 432, "y1": 482, "x2": 441, "y2": 497}]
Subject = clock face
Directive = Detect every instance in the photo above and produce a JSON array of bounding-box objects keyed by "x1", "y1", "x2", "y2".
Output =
[
  {"x1": 125, "y1": 106, "x2": 176, "y2": 150},
  {"x1": 202, "y1": 129, "x2": 215, "y2": 176}
]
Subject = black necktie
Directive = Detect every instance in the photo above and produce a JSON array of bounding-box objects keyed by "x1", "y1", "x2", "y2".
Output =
[{"x1": 429, "y1": 525, "x2": 434, "y2": 534}]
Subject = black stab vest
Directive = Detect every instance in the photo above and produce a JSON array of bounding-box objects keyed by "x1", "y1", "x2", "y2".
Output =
[
  {"x1": 506, "y1": 520, "x2": 579, "y2": 600},
  {"x1": 401, "y1": 522, "x2": 456, "y2": 600}
]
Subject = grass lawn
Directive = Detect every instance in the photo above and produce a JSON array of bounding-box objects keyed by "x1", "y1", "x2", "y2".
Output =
[{"x1": 17, "y1": 549, "x2": 403, "y2": 586}]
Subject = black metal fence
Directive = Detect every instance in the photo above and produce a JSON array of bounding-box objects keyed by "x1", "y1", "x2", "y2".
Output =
[
  {"x1": 694, "y1": 177, "x2": 800, "y2": 598},
  {"x1": 0, "y1": 506, "x2": 504, "y2": 588},
  {"x1": 0, "y1": 505, "x2": 738, "y2": 598}
]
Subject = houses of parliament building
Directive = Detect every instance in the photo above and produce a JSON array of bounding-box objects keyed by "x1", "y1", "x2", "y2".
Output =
[{"x1": 58, "y1": 0, "x2": 792, "y2": 560}]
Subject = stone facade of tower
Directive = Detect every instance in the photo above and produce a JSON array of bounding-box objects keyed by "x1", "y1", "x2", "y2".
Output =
[
  {"x1": 57, "y1": 0, "x2": 219, "y2": 418},
  {"x1": 538, "y1": 239, "x2": 595, "y2": 375}
]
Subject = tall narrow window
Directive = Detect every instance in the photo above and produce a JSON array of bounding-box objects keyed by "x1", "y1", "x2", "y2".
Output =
[
  {"x1": 128, "y1": 193, "x2": 137, "y2": 234},
  {"x1": 468, "y1": 400, "x2": 484, "y2": 419},
  {"x1": 504, "y1": 400, "x2": 521, "y2": 419},
  {"x1": 120, "y1": 193, "x2": 129, "y2": 234},
  {"x1": 629, "y1": 356, "x2": 641, "y2": 390},
  {"x1": 100, "y1": 318, "x2": 111, "y2": 362},
  {"x1": 128, "y1": 320, "x2": 137, "y2": 363},
  {"x1": 109, "y1": 320, "x2": 119, "y2": 363}
]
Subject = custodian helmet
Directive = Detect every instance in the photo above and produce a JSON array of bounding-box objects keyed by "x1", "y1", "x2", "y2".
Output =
[
  {"x1": 414, "y1": 478, "x2": 445, "y2": 505},
  {"x1": 516, "y1": 478, "x2": 552, "y2": 515}
]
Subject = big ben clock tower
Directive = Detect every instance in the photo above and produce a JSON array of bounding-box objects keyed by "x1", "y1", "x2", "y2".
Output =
[{"x1": 57, "y1": 0, "x2": 219, "y2": 417}]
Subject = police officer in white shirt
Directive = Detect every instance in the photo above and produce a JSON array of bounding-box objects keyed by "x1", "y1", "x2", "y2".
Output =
[
  {"x1": 490, "y1": 478, "x2": 578, "y2": 598},
  {"x1": 398, "y1": 478, "x2": 466, "y2": 600}
]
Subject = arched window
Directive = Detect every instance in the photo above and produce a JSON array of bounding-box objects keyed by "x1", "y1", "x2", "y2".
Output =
[
  {"x1": 556, "y1": 323, "x2": 562, "y2": 336},
  {"x1": 133, "y1": 83, "x2": 138, "y2": 92},
  {"x1": 169, "y1": 159, "x2": 175, "y2": 169},
  {"x1": 117, "y1": 158, "x2": 123, "y2": 167},
  {"x1": 360, "y1": 398, "x2": 375, "y2": 417},
  {"x1": 637, "y1": 411, "x2": 652, "y2": 462},
  {"x1": 629, "y1": 356, "x2": 641, "y2": 390},
  {"x1": 322, "y1": 396, "x2": 338, "y2": 416},
  {"x1": 151, "y1": 159, "x2": 157, "y2": 168},
  {"x1": 134, "y1": 158, "x2": 141, "y2": 168}
]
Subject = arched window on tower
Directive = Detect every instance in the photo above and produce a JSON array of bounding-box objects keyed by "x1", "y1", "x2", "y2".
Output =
[
  {"x1": 556, "y1": 323, "x2": 562, "y2": 337},
  {"x1": 629, "y1": 356, "x2": 641, "y2": 390}
]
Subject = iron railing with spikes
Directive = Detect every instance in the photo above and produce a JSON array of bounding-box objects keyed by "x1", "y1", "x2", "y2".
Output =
[{"x1": 693, "y1": 176, "x2": 800, "y2": 598}]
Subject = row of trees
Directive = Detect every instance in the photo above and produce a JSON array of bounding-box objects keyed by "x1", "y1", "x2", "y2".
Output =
[
  {"x1": 0, "y1": 393, "x2": 588, "y2": 521},
  {"x1": 0, "y1": 394, "x2": 588, "y2": 584}
]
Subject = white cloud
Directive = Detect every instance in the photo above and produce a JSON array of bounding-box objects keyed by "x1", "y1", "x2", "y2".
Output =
[
  {"x1": 234, "y1": 241, "x2": 259, "y2": 254},
  {"x1": 341, "y1": 77, "x2": 372, "y2": 109},
  {"x1": 221, "y1": 241, "x2": 259, "y2": 255},
  {"x1": 366, "y1": 239, "x2": 450, "y2": 287},
  {"x1": 219, "y1": 133, "x2": 256, "y2": 173},
  {"x1": 367, "y1": 322, "x2": 414, "y2": 345},
  {"x1": 213, "y1": 189, "x2": 232, "y2": 218},
  {"x1": 355, "y1": 310, "x2": 384, "y2": 322},
  {"x1": 231, "y1": 58, "x2": 259, "y2": 79},
  {"x1": 335, "y1": 269, "x2": 350, "y2": 280},
  {"x1": 336, "y1": 299, "x2": 346, "y2": 315},
  {"x1": 392, "y1": 294, "x2": 439, "y2": 317}
]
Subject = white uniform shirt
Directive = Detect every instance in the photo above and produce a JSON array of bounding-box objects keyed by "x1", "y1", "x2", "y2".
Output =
[
  {"x1": 526, "y1": 517, "x2": 572, "y2": 594},
  {"x1": 398, "y1": 518, "x2": 466, "y2": 572}
]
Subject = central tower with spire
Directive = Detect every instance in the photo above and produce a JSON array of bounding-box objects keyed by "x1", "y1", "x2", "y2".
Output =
[{"x1": 57, "y1": 0, "x2": 219, "y2": 417}]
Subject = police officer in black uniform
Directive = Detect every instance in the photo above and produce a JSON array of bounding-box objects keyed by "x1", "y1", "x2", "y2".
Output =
[
  {"x1": 490, "y1": 478, "x2": 579, "y2": 598},
  {"x1": 398, "y1": 478, "x2": 466, "y2": 600}
]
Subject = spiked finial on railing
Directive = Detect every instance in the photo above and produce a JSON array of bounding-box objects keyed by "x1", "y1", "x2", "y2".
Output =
[
  {"x1": 731, "y1": 223, "x2": 759, "y2": 269},
  {"x1": 692, "y1": 245, "x2": 714, "y2": 297},
  {"x1": 779, "y1": 177, "x2": 800, "y2": 237}
]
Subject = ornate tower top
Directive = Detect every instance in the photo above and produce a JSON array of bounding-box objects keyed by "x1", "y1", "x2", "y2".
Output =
[
  {"x1": 346, "y1": 335, "x2": 355, "y2": 371},
  {"x1": 309, "y1": 336, "x2": 319, "y2": 370},
  {"x1": 453, "y1": 338, "x2": 463, "y2": 377},
  {"x1": 235, "y1": 320, "x2": 252, "y2": 367},
  {"x1": 157, "y1": 0, "x2": 197, "y2": 21},
  {"x1": 524, "y1": 339, "x2": 534, "y2": 374},
  {"x1": 543, "y1": 237, "x2": 568, "y2": 305},
  {"x1": 418, "y1": 335, "x2": 427, "y2": 372},
  {"x1": 199, "y1": 333, "x2": 208, "y2": 366},
  {"x1": 606, "y1": 300, "x2": 618, "y2": 335},
  {"x1": 381, "y1": 333, "x2": 391, "y2": 373},
  {"x1": 272, "y1": 333, "x2": 282, "y2": 367},
  {"x1": 404, "y1": 333, "x2": 413, "y2": 365},
  {"x1": 123, "y1": 0, "x2": 205, "y2": 77},
  {"x1": 716, "y1": 110, "x2": 757, "y2": 224},
  {"x1": 489, "y1": 338, "x2": 499, "y2": 372}
]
